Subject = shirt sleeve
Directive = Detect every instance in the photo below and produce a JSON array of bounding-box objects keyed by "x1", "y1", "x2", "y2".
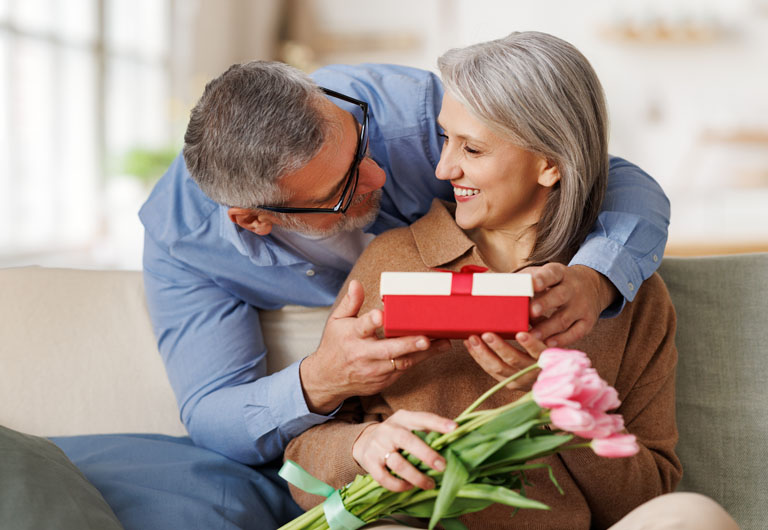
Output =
[
  {"x1": 570, "y1": 156, "x2": 670, "y2": 317},
  {"x1": 142, "y1": 233, "x2": 334, "y2": 465}
]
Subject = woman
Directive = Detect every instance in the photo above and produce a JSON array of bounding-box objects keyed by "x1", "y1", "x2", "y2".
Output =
[{"x1": 285, "y1": 32, "x2": 721, "y2": 529}]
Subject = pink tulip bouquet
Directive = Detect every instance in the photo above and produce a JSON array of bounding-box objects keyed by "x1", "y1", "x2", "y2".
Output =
[{"x1": 279, "y1": 349, "x2": 639, "y2": 530}]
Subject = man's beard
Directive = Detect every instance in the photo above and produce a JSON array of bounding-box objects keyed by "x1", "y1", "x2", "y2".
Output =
[{"x1": 274, "y1": 189, "x2": 382, "y2": 237}]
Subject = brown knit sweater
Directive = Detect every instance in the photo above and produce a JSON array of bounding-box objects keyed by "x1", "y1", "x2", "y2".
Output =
[{"x1": 285, "y1": 199, "x2": 681, "y2": 529}]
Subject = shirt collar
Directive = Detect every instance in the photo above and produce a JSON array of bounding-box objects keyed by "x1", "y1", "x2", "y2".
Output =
[
  {"x1": 409, "y1": 199, "x2": 487, "y2": 269},
  {"x1": 217, "y1": 205, "x2": 305, "y2": 267}
]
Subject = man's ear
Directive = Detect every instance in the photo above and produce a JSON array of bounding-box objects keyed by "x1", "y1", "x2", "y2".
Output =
[
  {"x1": 537, "y1": 159, "x2": 561, "y2": 188},
  {"x1": 228, "y1": 207, "x2": 275, "y2": 236}
]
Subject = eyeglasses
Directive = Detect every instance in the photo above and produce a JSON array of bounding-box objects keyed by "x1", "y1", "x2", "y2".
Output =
[{"x1": 256, "y1": 87, "x2": 370, "y2": 214}]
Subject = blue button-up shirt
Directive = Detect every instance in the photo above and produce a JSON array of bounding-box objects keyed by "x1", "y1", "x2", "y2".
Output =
[{"x1": 140, "y1": 63, "x2": 670, "y2": 465}]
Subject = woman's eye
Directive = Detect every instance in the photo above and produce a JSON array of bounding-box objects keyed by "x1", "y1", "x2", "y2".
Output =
[
  {"x1": 464, "y1": 146, "x2": 480, "y2": 155},
  {"x1": 438, "y1": 133, "x2": 448, "y2": 142}
]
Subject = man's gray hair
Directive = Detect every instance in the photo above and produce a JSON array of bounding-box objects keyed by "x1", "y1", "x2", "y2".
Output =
[
  {"x1": 183, "y1": 61, "x2": 327, "y2": 208},
  {"x1": 438, "y1": 31, "x2": 609, "y2": 264}
]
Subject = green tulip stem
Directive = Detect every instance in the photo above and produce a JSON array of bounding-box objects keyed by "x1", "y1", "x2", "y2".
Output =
[{"x1": 455, "y1": 363, "x2": 540, "y2": 422}]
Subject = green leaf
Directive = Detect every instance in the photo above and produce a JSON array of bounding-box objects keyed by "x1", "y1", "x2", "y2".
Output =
[
  {"x1": 395, "y1": 497, "x2": 494, "y2": 519},
  {"x1": 429, "y1": 450, "x2": 469, "y2": 530},
  {"x1": 440, "y1": 518, "x2": 469, "y2": 530},
  {"x1": 456, "y1": 483, "x2": 549, "y2": 511},
  {"x1": 455, "y1": 419, "x2": 542, "y2": 469},
  {"x1": 450, "y1": 401, "x2": 541, "y2": 452},
  {"x1": 479, "y1": 434, "x2": 573, "y2": 469}
]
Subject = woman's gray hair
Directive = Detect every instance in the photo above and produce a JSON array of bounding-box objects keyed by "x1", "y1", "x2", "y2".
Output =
[
  {"x1": 183, "y1": 61, "x2": 327, "y2": 208},
  {"x1": 438, "y1": 31, "x2": 609, "y2": 264}
]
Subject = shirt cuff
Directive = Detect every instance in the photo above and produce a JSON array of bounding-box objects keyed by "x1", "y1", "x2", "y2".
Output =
[
  {"x1": 569, "y1": 236, "x2": 645, "y2": 318},
  {"x1": 264, "y1": 360, "x2": 340, "y2": 439}
]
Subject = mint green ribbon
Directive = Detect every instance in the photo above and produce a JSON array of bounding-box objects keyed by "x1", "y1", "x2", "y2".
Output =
[{"x1": 279, "y1": 460, "x2": 366, "y2": 530}]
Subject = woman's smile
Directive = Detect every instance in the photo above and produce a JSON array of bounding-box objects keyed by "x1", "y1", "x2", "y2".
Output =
[{"x1": 453, "y1": 184, "x2": 480, "y2": 201}]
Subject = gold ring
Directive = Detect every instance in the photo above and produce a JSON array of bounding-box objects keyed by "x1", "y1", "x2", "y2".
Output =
[{"x1": 390, "y1": 358, "x2": 397, "y2": 372}]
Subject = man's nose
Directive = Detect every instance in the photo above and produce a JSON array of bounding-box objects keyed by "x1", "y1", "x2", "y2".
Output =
[
  {"x1": 435, "y1": 147, "x2": 463, "y2": 181},
  {"x1": 356, "y1": 157, "x2": 386, "y2": 194}
]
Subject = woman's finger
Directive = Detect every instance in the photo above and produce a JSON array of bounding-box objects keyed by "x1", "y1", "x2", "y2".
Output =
[
  {"x1": 513, "y1": 331, "x2": 548, "y2": 358},
  {"x1": 369, "y1": 457, "x2": 411, "y2": 492},
  {"x1": 479, "y1": 333, "x2": 533, "y2": 366},
  {"x1": 390, "y1": 409, "x2": 457, "y2": 435},
  {"x1": 465, "y1": 335, "x2": 511, "y2": 377},
  {"x1": 384, "y1": 451, "x2": 434, "y2": 490}
]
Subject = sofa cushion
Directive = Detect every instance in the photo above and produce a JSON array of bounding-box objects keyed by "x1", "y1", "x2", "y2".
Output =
[
  {"x1": 659, "y1": 253, "x2": 768, "y2": 530},
  {"x1": 0, "y1": 425, "x2": 123, "y2": 529},
  {"x1": 0, "y1": 267, "x2": 186, "y2": 437},
  {"x1": 0, "y1": 266, "x2": 331, "y2": 437}
]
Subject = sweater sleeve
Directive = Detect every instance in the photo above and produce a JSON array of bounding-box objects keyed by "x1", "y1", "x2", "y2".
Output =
[
  {"x1": 556, "y1": 274, "x2": 682, "y2": 527},
  {"x1": 283, "y1": 235, "x2": 401, "y2": 510},
  {"x1": 284, "y1": 397, "x2": 377, "y2": 510}
]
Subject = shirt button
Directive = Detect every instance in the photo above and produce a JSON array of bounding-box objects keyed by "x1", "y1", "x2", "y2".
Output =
[
  {"x1": 306, "y1": 269, "x2": 315, "y2": 277},
  {"x1": 653, "y1": 254, "x2": 659, "y2": 263},
  {"x1": 628, "y1": 282, "x2": 635, "y2": 291}
]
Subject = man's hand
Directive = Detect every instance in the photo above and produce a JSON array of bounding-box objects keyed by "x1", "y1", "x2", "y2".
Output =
[
  {"x1": 299, "y1": 280, "x2": 450, "y2": 414},
  {"x1": 523, "y1": 263, "x2": 619, "y2": 348}
]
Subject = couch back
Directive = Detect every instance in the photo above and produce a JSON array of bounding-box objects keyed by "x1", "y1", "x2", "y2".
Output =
[
  {"x1": 0, "y1": 267, "x2": 329, "y2": 438},
  {"x1": 658, "y1": 253, "x2": 768, "y2": 530},
  {"x1": 1, "y1": 255, "x2": 766, "y2": 528}
]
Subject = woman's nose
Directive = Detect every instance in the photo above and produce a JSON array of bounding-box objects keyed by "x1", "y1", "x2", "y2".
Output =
[
  {"x1": 355, "y1": 157, "x2": 386, "y2": 195},
  {"x1": 435, "y1": 147, "x2": 462, "y2": 181}
]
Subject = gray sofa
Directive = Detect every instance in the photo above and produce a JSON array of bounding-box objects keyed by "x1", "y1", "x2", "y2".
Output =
[{"x1": 1, "y1": 254, "x2": 766, "y2": 528}]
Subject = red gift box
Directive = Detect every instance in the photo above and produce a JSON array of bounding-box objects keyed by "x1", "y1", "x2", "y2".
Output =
[{"x1": 380, "y1": 267, "x2": 533, "y2": 339}]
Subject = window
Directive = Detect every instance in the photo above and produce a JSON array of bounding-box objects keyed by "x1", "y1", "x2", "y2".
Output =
[{"x1": 0, "y1": 0, "x2": 171, "y2": 265}]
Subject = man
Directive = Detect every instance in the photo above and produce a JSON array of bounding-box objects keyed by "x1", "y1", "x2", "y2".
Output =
[{"x1": 139, "y1": 61, "x2": 669, "y2": 471}]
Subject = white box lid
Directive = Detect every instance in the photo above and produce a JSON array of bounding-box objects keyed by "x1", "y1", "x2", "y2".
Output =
[{"x1": 380, "y1": 271, "x2": 533, "y2": 297}]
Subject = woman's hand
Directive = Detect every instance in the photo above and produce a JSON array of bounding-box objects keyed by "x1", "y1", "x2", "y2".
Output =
[
  {"x1": 352, "y1": 410, "x2": 457, "y2": 492},
  {"x1": 464, "y1": 331, "x2": 548, "y2": 391},
  {"x1": 523, "y1": 263, "x2": 619, "y2": 347}
]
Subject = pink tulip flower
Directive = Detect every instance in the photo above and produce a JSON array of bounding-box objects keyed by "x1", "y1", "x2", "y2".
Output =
[
  {"x1": 549, "y1": 406, "x2": 596, "y2": 433},
  {"x1": 590, "y1": 385, "x2": 621, "y2": 412},
  {"x1": 591, "y1": 434, "x2": 639, "y2": 458},
  {"x1": 537, "y1": 348, "x2": 591, "y2": 374},
  {"x1": 572, "y1": 412, "x2": 624, "y2": 439},
  {"x1": 532, "y1": 372, "x2": 583, "y2": 409}
]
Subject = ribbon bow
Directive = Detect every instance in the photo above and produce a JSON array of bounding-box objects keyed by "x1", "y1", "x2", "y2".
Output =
[
  {"x1": 433, "y1": 264, "x2": 489, "y2": 295},
  {"x1": 279, "y1": 460, "x2": 366, "y2": 530}
]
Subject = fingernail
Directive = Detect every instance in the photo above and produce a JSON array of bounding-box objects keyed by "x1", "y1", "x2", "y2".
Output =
[
  {"x1": 469, "y1": 336, "x2": 480, "y2": 347},
  {"x1": 417, "y1": 338, "x2": 428, "y2": 349},
  {"x1": 517, "y1": 332, "x2": 529, "y2": 342},
  {"x1": 547, "y1": 339, "x2": 558, "y2": 347},
  {"x1": 481, "y1": 333, "x2": 494, "y2": 343},
  {"x1": 531, "y1": 303, "x2": 541, "y2": 316},
  {"x1": 447, "y1": 421, "x2": 457, "y2": 431},
  {"x1": 434, "y1": 459, "x2": 446, "y2": 472},
  {"x1": 532, "y1": 331, "x2": 542, "y2": 340}
]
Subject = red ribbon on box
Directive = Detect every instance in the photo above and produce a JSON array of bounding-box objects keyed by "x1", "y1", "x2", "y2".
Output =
[{"x1": 433, "y1": 265, "x2": 489, "y2": 295}]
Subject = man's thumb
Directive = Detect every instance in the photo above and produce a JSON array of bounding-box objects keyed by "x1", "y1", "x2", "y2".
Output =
[{"x1": 333, "y1": 279, "x2": 365, "y2": 319}]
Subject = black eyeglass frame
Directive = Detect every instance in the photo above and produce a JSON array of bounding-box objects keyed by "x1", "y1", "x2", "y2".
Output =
[{"x1": 255, "y1": 87, "x2": 369, "y2": 214}]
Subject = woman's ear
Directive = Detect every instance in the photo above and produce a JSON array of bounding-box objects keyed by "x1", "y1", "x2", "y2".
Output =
[
  {"x1": 538, "y1": 159, "x2": 561, "y2": 188},
  {"x1": 227, "y1": 207, "x2": 275, "y2": 236}
]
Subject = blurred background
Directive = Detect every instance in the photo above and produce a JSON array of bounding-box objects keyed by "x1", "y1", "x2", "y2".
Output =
[{"x1": 1, "y1": 0, "x2": 767, "y2": 270}]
